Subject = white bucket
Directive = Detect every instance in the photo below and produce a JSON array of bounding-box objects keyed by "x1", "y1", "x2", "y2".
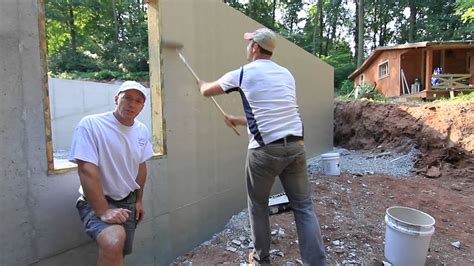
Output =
[
  {"x1": 384, "y1": 206, "x2": 435, "y2": 265},
  {"x1": 321, "y1": 153, "x2": 340, "y2": 176}
]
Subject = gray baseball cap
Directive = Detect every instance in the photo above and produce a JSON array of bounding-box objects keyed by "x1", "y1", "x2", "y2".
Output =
[{"x1": 243, "y1": 28, "x2": 276, "y2": 52}]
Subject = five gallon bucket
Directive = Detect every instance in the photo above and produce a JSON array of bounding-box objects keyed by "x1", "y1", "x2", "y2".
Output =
[
  {"x1": 321, "y1": 153, "x2": 340, "y2": 176},
  {"x1": 384, "y1": 206, "x2": 435, "y2": 265}
]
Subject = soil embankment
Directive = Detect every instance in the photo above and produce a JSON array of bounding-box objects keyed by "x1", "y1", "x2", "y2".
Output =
[{"x1": 334, "y1": 101, "x2": 474, "y2": 179}]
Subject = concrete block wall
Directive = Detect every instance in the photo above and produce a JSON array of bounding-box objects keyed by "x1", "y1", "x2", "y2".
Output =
[{"x1": 0, "y1": 0, "x2": 333, "y2": 265}]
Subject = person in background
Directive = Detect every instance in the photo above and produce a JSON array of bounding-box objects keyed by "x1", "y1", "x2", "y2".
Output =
[
  {"x1": 197, "y1": 28, "x2": 326, "y2": 265},
  {"x1": 70, "y1": 81, "x2": 154, "y2": 265}
]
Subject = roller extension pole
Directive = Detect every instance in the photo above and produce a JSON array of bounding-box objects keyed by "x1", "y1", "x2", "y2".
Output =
[{"x1": 175, "y1": 49, "x2": 240, "y2": 136}]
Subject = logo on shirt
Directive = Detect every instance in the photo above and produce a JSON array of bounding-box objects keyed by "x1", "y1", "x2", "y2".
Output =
[{"x1": 138, "y1": 138, "x2": 147, "y2": 147}]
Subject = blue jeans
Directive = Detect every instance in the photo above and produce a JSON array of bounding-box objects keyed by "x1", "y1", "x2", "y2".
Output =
[{"x1": 246, "y1": 139, "x2": 326, "y2": 265}]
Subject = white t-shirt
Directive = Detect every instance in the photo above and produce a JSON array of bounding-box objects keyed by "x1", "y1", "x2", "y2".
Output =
[
  {"x1": 69, "y1": 111, "x2": 154, "y2": 200},
  {"x1": 218, "y1": 59, "x2": 303, "y2": 149}
]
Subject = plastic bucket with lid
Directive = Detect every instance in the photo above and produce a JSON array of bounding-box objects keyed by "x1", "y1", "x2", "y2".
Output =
[
  {"x1": 321, "y1": 153, "x2": 340, "y2": 176},
  {"x1": 384, "y1": 206, "x2": 435, "y2": 265}
]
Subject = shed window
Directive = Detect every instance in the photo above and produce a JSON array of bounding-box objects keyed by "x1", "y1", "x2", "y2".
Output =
[
  {"x1": 378, "y1": 61, "x2": 389, "y2": 79},
  {"x1": 359, "y1": 74, "x2": 365, "y2": 85}
]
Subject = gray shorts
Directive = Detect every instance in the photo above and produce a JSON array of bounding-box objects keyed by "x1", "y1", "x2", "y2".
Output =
[{"x1": 76, "y1": 192, "x2": 137, "y2": 255}]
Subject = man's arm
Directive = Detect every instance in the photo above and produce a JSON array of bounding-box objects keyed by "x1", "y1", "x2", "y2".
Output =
[
  {"x1": 198, "y1": 80, "x2": 225, "y2": 97},
  {"x1": 77, "y1": 160, "x2": 130, "y2": 224},
  {"x1": 135, "y1": 162, "x2": 147, "y2": 223}
]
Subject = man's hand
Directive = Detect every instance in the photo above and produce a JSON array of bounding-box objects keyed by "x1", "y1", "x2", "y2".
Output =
[
  {"x1": 99, "y1": 208, "x2": 131, "y2": 224},
  {"x1": 135, "y1": 201, "x2": 145, "y2": 224},
  {"x1": 197, "y1": 80, "x2": 204, "y2": 89},
  {"x1": 224, "y1": 114, "x2": 247, "y2": 127},
  {"x1": 224, "y1": 114, "x2": 238, "y2": 128}
]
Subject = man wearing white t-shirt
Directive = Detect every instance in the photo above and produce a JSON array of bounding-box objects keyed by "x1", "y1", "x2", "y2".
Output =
[
  {"x1": 70, "y1": 81, "x2": 154, "y2": 265},
  {"x1": 198, "y1": 28, "x2": 326, "y2": 265}
]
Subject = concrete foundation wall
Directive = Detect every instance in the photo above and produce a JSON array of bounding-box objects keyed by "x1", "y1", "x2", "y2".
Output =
[
  {"x1": 0, "y1": 0, "x2": 333, "y2": 265},
  {"x1": 49, "y1": 78, "x2": 152, "y2": 151}
]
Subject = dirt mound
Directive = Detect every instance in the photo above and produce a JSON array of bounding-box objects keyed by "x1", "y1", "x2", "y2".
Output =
[{"x1": 334, "y1": 101, "x2": 474, "y2": 179}]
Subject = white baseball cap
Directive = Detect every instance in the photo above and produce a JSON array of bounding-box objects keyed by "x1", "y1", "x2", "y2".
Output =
[
  {"x1": 243, "y1": 28, "x2": 276, "y2": 52},
  {"x1": 116, "y1": 81, "x2": 148, "y2": 101}
]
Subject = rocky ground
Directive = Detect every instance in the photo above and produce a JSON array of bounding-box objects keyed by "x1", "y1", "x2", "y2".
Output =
[{"x1": 172, "y1": 100, "x2": 474, "y2": 265}]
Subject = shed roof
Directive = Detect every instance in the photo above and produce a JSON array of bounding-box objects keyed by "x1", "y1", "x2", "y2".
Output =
[{"x1": 348, "y1": 41, "x2": 474, "y2": 79}]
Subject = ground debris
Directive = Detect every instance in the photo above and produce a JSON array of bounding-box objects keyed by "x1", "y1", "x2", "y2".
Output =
[
  {"x1": 425, "y1": 166, "x2": 441, "y2": 178},
  {"x1": 225, "y1": 246, "x2": 237, "y2": 253},
  {"x1": 270, "y1": 249, "x2": 284, "y2": 257},
  {"x1": 451, "y1": 241, "x2": 461, "y2": 249}
]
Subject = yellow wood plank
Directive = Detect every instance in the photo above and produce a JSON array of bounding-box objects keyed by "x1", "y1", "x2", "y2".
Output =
[{"x1": 147, "y1": 0, "x2": 166, "y2": 156}]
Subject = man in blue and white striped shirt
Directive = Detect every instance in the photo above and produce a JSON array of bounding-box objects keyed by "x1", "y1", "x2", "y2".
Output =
[{"x1": 198, "y1": 28, "x2": 326, "y2": 266}]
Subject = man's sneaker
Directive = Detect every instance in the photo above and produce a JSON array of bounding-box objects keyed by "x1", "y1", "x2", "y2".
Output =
[
  {"x1": 247, "y1": 251, "x2": 258, "y2": 266},
  {"x1": 247, "y1": 250, "x2": 270, "y2": 265}
]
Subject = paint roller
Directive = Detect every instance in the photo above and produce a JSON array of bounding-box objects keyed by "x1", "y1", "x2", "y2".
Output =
[{"x1": 162, "y1": 40, "x2": 240, "y2": 136}]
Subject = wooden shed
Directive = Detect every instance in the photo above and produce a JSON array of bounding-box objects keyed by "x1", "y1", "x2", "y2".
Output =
[{"x1": 348, "y1": 41, "x2": 474, "y2": 99}]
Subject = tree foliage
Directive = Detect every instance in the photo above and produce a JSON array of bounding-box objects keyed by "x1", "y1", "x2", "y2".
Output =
[
  {"x1": 46, "y1": 0, "x2": 471, "y2": 91},
  {"x1": 456, "y1": 0, "x2": 474, "y2": 23},
  {"x1": 224, "y1": 0, "x2": 470, "y2": 93},
  {"x1": 45, "y1": 0, "x2": 148, "y2": 75}
]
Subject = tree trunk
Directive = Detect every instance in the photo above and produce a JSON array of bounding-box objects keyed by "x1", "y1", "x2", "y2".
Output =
[
  {"x1": 357, "y1": 0, "x2": 364, "y2": 66},
  {"x1": 312, "y1": 10, "x2": 318, "y2": 55},
  {"x1": 408, "y1": 0, "x2": 416, "y2": 42},
  {"x1": 328, "y1": 0, "x2": 341, "y2": 53},
  {"x1": 354, "y1": 0, "x2": 359, "y2": 61},
  {"x1": 379, "y1": 16, "x2": 387, "y2": 46},
  {"x1": 67, "y1": 3, "x2": 77, "y2": 55},
  {"x1": 312, "y1": 1, "x2": 322, "y2": 55},
  {"x1": 112, "y1": 0, "x2": 119, "y2": 44},
  {"x1": 318, "y1": 0, "x2": 324, "y2": 55},
  {"x1": 272, "y1": 0, "x2": 277, "y2": 28},
  {"x1": 371, "y1": 3, "x2": 378, "y2": 50}
]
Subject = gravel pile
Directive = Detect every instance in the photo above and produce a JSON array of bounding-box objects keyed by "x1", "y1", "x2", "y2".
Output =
[{"x1": 308, "y1": 147, "x2": 419, "y2": 177}]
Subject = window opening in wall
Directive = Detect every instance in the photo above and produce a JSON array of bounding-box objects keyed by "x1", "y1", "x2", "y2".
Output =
[
  {"x1": 40, "y1": 0, "x2": 164, "y2": 174},
  {"x1": 378, "y1": 60, "x2": 389, "y2": 79},
  {"x1": 359, "y1": 74, "x2": 365, "y2": 85}
]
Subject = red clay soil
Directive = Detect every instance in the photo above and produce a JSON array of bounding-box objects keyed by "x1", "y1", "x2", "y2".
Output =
[
  {"x1": 334, "y1": 101, "x2": 474, "y2": 180},
  {"x1": 173, "y1": 101, "x2": 474, "y2": 265}
]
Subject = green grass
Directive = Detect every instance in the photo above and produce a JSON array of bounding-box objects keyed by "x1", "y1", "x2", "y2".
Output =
[
  {"x1": 432, "y1": 91, "x2": 474, "y2": 103},
  {"x1": 335, "y1": 83, "x2": 388, "y2": 103}
]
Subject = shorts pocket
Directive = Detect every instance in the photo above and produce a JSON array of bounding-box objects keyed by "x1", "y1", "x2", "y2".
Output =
[
  {"x1": 76, "y1": 199, "x2": 87, "y2": 209},
  {"x1": 76, "y1": 200, "x2": 95, "y2": 226}
]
